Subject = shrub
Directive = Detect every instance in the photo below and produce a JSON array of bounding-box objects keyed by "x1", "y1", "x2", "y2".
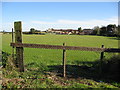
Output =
[
  {"x1": 2, "y1": 51, "x2": 10, "y2": 68},
  {"x1": 94, "y1": 55, "x2": 120, "y2": 81}
]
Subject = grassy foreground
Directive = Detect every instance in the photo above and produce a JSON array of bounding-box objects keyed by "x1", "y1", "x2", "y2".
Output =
[
  {"x1": 1, "y1": 34, "x2": 119, "y2": 88},
  {"x1": 2, "y1": 34, "x2": 118, "y2": 66}
]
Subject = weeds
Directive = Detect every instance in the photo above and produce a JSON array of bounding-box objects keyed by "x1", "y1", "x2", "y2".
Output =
[{"x1": 1, "y1": 51, "x2": 120, "y2": 88}]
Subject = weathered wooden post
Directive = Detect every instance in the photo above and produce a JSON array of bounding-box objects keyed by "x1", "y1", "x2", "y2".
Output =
[
  {"x1": 14, "y1": 21, "x2": 24, "y2": 72},
  {"x1": 63, "y1": 43, "x2": 66, "y2": 77},
  {"x1": 99, "y1": 45, "x2": 104, "y2": 76},
  {"x1": 100, "y1": 45, "x2": 104, "y2": 60},
  {"x1": 12, "y1": 28, "x2": 14, "y2": 61}
]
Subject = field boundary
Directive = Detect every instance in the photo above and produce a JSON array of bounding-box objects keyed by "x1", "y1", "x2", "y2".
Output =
[
  {"x1": 10, "y1": 43, "x2": 120, "y2": 52},
  {"x1": 10, "y1": 21, "x2": 120, "y2": 77}
]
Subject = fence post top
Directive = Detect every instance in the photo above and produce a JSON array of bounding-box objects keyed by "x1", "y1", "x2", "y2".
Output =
[
  {"x1": 101, "y1": 45, "x2": 104, "y2": 48},
  {"x1": 14, "y1": 21, "x2": 22, "y2": 23},
  {"x1": 63, "y1": 43, "x2": 66, "y2": 45}
]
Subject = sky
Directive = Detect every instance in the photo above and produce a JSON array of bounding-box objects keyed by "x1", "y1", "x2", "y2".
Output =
[
  {"x1": 1, "y1": 0, "x2": 120, "y2": 2},
  {"x1": 1, "y1": 2, "x2": 118, "y2": 31}
]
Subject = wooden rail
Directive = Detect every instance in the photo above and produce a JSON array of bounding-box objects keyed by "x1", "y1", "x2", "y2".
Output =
[
  {"x1": 11, "y1": 21, "x2": 120, "y2": 76},
  {"x1": 10, "y1": 43, "x2": 120, "y2": 53}
]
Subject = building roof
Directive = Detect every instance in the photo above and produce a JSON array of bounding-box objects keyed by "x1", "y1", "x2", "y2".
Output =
[
  {"x1": 51, "y1": 29, "x2": 78, "y2": 32},
  {"x1": 83, "y1": 29, "x2": 93, "y2": 31},
  {"x1": 83, "y1": 29, "x2": 93, "y2": 32}
]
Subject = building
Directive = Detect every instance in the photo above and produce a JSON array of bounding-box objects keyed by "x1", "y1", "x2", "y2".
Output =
[
  {"x1": 47, "y1": 29, "x2": 79, "y2": 35},
  {"x1": 47, "y1": 28, "x2": 94, "y2": 35},
  {"x1": 82, "y1": 29, "x2": 93, "y2": 35}
]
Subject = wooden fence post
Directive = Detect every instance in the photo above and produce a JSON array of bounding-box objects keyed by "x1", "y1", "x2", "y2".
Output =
[
  {"x1": 14, "y1": 21, "x2": 24, "y2": 72},
  {"x1": 63, "y1": 43, "x2": 66, "y2": 77},
  {"x1": 100, "y1": 45, "x2": 104, "y2": 60},
  {"x1": 99, "y1": 45, "x2": 104, "y2": 76},
  {"x1": 12, "y1": 28, "x2": 15, "y2": 63}
]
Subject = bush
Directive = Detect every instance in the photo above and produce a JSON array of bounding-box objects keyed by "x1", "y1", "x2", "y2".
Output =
[
  {"x1": 98, "y1": 55, "x2": 120, "y2": 81},
  {"x1": 2, "y1": 51, "x2": 10, "y2": 68},
  {"x1": 107, "y1": 55, "x2": 120, "y2": 73}
]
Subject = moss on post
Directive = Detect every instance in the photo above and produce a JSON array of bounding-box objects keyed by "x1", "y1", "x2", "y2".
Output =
[{"x1": 14, "y1": 21, "x2": 24, "y2": 72}]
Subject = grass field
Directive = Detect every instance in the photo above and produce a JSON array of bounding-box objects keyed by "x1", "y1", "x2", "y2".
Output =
[
  {"x1": 2, "y1": 34, "x2": 118, "y2": 66},
  {"x1": 2, "y1": 34, "x2": 120, "y2": 88}
]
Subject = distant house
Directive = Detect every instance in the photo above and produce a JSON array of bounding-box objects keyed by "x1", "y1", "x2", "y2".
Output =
[
  {"x1": 82, "y1": 29, "x2": 93, "y2": 35},
  {"x1": 47, "y1": 29, "x2": 79, "y2": 35},
  {"x1": 47, "y1": 28, "x2": 94, "y2": 35}
]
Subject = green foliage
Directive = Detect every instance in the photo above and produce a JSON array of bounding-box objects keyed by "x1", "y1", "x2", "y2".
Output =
[
  {"x1": 68, "y1": 83, "x2": 90, "y2": 88},
  {"x1": 106, "y1": 24, "x2": 117, "y2": 36},
  {"x1": 29, "y1": 28, "x2": 41, "y2": 34},
  {"x1": 118, "y1": 25, "x2": 120, "y2": 37},
  {"x1": 92, "y1": 24, "x2": 118, "y2": 37},
  {"x1": 92, "y1": 55, "x2": 120, "y2": 82},
  {"x1": 2, "y1": 51, "x2": 10, "y2": 68},
  {"x1": 78, "y1": 27, "x2": 82, "y2": 34},
  {"x1": 100, "y1": 26, "x2": 107, "y2": 36},
  {"x1": 30, "y1": 28, "x2": 35, "y2": 34},
  {"x1": 2, "y1": 34, "x2": 118, "y2": 67},
  {"x1": 2, "y1": 34, "x2": 119, "y2": 88},
  {"x1": 2, "y1": 66, "x2": 119, "y2": 88},
  {"x1": 93, "y1": 26, "x2": 100, "y2": 35}
]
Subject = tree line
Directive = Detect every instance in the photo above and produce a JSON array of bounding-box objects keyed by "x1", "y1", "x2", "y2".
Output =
[{"x1": 91, "y1": 24, "x2": 119, "y2": 37}]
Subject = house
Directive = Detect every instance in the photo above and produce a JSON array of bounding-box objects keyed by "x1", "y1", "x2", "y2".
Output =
[
  {"x1": 82, "y1": 29, "x2": 93, "y2": 35},
  {"x1": 47, "y1": 29, "x2": 79, "y2": 35},
  {"x1": 47, "y1": 28, "x2": 94, "y2": 35}
]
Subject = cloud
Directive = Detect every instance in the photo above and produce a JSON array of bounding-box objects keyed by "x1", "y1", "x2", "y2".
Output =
[
  {"x1": 31, "y1": 16, "x2": 118, "y2": 29},
  {"x1": 2, "y1": 16, "x2": 118, "y2": 31},
  {"x1": 31, "y1": 21, "x2": 56, "y2": 24},
  {"x1": 58, "y1": 17, "x2": 118, "y2": 25}
]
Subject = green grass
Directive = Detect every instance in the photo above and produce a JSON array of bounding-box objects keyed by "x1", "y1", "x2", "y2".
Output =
[
  {"x1": 2, "y1": 67, "x2": 119, "y2": 88},
  {"x1": 2, "y1": 34, "x2": 118, "y2": 66},
  {"x1": 2, "y1": 34, "x2": 120, "y2": 88}
]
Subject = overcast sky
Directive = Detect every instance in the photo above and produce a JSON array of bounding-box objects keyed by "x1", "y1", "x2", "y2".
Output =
[{"x1": 1, "y1": 1, "x2": 119, "y2": 31}]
